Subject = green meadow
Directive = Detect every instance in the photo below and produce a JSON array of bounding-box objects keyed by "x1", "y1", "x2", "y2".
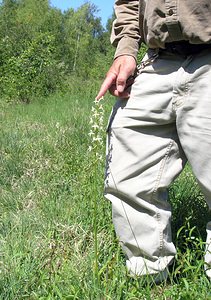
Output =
[
  {"x1": 1, "y1": 1, "x2": 211, "y2": 298},
  {"x1": 1, "y1": 86, "x2": 211, "y2": 299}
]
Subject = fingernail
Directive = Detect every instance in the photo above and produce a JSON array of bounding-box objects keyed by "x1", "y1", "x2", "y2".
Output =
[
  {"x1": 117, "y1": 85, "x2": 124, "y2": 93},
  {"x1": 95, "y1": 96, "x2": 104, "y2": 102}
]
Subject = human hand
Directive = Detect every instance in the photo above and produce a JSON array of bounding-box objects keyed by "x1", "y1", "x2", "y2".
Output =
[{"x1": 96, "y1": 55, "x2": 137, "y2": 101}]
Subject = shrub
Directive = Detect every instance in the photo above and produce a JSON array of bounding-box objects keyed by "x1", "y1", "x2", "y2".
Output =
[{"x1": 0, "y1": 33, "x2": 65, "y2": 102}]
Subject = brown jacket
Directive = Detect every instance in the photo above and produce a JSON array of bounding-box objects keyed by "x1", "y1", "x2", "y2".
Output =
[{"x1": 111, "y1": 0, "x2": 211, "y2": 59}]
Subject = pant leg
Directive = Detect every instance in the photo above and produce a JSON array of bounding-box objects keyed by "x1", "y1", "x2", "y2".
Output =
[
  {"x1": 175, "y1": 49, "x2": 211, "y2": 277},
  {"x1": 105, "y1": 52, "x2": 187, "y2": 275}
]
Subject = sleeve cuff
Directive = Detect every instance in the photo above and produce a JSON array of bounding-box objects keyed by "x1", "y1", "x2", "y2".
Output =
[{"x1": 113, "y1": 36, "x2": 140, "y2": 60}]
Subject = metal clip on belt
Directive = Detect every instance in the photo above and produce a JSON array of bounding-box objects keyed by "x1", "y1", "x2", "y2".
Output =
[{"x1": 136, "y1": 53, "x2": 159, "y2": 75}]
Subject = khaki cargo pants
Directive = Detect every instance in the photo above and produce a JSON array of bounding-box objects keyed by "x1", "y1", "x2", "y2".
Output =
[{"x1": 105, "y1": 49, "x2": 211, "y2": 277}]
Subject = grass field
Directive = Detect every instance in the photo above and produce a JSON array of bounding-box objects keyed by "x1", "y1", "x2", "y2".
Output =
[{"x1": 0, "y1": 88, "x2": 211, "y2": 299}]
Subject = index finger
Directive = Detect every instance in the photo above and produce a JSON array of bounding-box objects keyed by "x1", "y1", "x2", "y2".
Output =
[{"x1": 96, "y1": 73, "x2": 116, "y2": 101}]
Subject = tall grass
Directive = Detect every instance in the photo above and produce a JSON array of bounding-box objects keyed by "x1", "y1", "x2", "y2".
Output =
[{"x1": 0, "y1": 88, "x2": 211, "y2": 299}]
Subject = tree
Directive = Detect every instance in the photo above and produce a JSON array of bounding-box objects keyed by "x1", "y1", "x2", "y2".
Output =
[
  {"x1": 0, "y1": 0, "x2": 115, "y2": 101},
  {"x1": 62, "y1": 3, "x2": 105, "y2": 76},
  {"x1": 0, "y1": 0, "x2": 65, "y2": 101}
]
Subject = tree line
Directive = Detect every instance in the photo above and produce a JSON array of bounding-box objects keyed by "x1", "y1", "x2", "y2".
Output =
[{"x1": 0, "y1": 0, "x2": 115, "y2": 102}]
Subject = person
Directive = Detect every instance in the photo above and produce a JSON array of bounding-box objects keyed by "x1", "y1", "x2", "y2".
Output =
[{"x1": 96, "y1": 0, "x2": 211, "y2": 282}]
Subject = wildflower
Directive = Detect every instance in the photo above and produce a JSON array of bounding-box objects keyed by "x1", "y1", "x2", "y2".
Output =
[
  {"x1": 93, "y1": 137, "x2": 103, "y2": 143},
  {"x1": 94, "y1": 96, "x2": 104, "y2": 105},
  {"x1": 93, "y1": 112, "x2": 100, "y2": 118},
  {"x1": 88, "y1": 130, "x2": 94, "y2": 136},
  {"x1": 88, "y1": 97, "x2": 105, "y2": 162},
  {"x1": 99, "y1": 116, "x2": 104, "y2": 124},
  {"x1": 92, "y1": 124, "x2": 99, "y2": 129},
  {"x1": 96, "y1": 153, "x2": 103, "y2": 161}
]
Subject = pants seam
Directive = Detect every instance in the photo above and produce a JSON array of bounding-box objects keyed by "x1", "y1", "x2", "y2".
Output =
[{"x1": 151, "y1": 139, "x2": 174, "y2": 256}]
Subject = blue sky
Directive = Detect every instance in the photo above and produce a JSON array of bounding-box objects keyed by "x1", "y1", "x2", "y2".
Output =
[{"x1": 50, "y1": 0, "x2": 114, "y2": 26}]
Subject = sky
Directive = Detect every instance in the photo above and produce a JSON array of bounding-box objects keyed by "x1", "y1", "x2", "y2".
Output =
[{"x1": 50, "y1": 0, "x2": 114, "y2": 26}]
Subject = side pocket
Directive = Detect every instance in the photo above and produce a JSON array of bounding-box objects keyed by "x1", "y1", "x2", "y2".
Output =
[
  {"x1": 106, "y1": 106, "x2": 117, "y2": 133},
  {"x1": 106, "y1": 100, "x2": 126, "y2": 133}
]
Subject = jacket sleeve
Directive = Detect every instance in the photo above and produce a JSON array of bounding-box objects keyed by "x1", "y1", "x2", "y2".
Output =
[{"x1": 111, "y1": 0, "x2": 142, "y2": 60}]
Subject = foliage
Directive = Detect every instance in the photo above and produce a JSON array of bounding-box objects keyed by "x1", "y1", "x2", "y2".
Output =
[
  {"x1": 0, "y1": 2, "x2": 207, "y2": 298},
  {"x1": 0, "y1": 33, "x2": 64, "y2": 102},
  {"x1": 0, "y1": 1, "x2": 121, "y2": 102},
  {"x1": 0, "y1": 92, "x2": 211, "y2": 299},
  {"x1": 169, "y1": 168, "x2": 211, "y2": 242}
]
